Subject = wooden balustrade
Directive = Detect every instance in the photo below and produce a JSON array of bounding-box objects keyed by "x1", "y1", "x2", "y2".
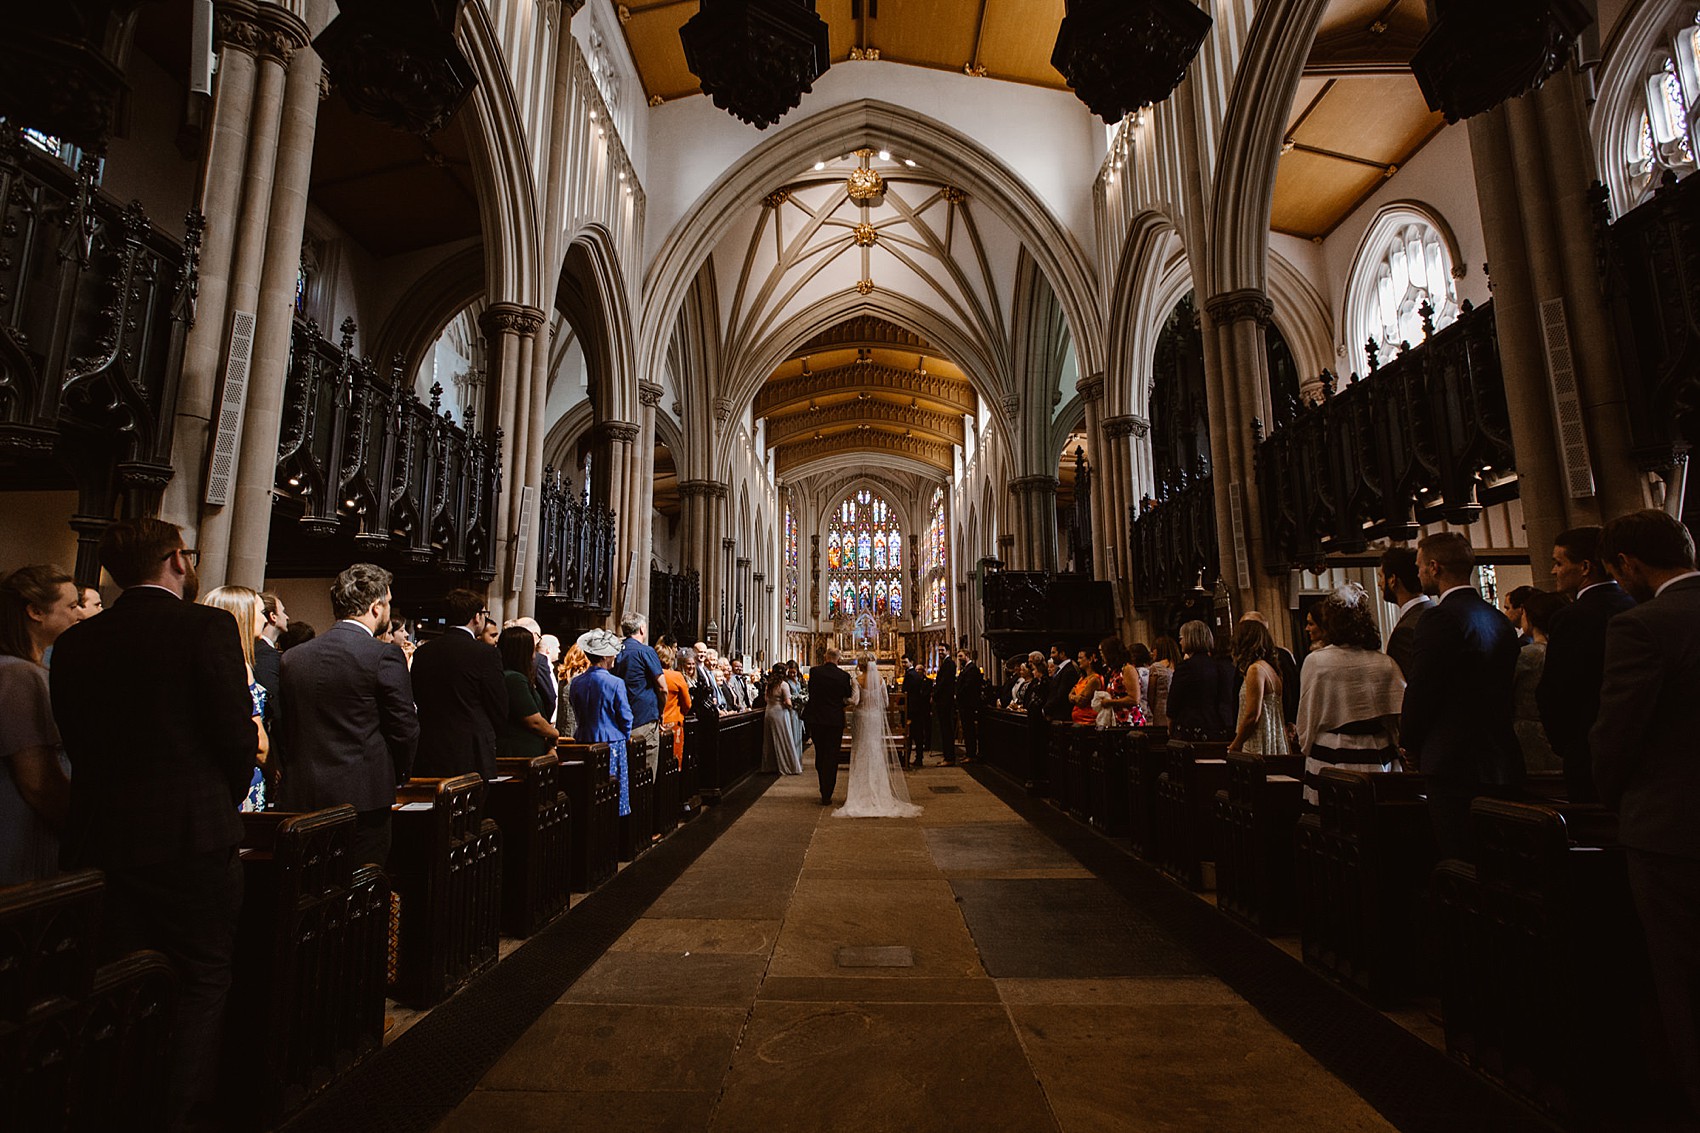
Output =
[{"x1": 536, "y1": 465, "x2": 618, "y2": 620}]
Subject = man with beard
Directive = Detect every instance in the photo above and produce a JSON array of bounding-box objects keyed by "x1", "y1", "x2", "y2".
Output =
[
  {"x1": 1379, "y1": 545, "x2": 1433, "y2": 680},
  {"x1": 50, "y1": 518, "x2": 257, "y2": 1130}
]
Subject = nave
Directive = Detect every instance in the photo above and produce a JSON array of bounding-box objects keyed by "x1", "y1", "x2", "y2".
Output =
[{"x1": 284, "y1": 755, "x2": 1541, "y2": 1133}]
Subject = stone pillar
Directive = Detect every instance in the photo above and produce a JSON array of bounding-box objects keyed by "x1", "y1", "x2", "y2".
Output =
[
  {"x1": 1076, "y1": 374, "x2": 1114, "y2": 583},
  {"x1": 595, "y1": 420, "x2": 640, "y2": 619},
  {"x1": 479, "y1": 303, "x2": 545, "y2": 622},
  {"x1": 1467, "y1": 69, "x2": 1644, "y2": 562},
  {"x1": 736, "y1": 557, "x2": 751, "y2": 656},
  {"x1": 1201, "y1": 289, "x2": 1285, "y2": 630},
  {"x1": 1103, "y1": 414, "x2": 1140, "y2": 627},
  {"x1": 678, "y1": 479, "x2": 727, "y2": 637},
  {"x1": 518, "y1": 314, "x2": 555, "y2": 620},
  {"x1": 223, "y1": 7, "x2": 318, "y2": 589},
  {"x1": 630, "y1": 380, "x2": 663, "y2": 615},
  {"x1": 162, "y1": 0, "x2": 263, "y2": 540},
  {"x1": 1008, "y1": 475, "x2": 1060, "y2": 572}
]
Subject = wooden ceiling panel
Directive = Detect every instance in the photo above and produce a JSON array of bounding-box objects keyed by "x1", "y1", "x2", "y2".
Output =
[
  {"x1": 1291, "y1": 75, "x2": 1442, "y2": 166},
  {"x1": 975, "y1": 0, "x2": 1071, "y2": 87},
  {"x1": 1270, "y1": 150, "x2": 1386, "y2": 237},
  {"x1": 867, "y1": 0, "x2": 978, "y2": 68},
  {"x1": 1311, "y1": 0, "x2": 1427, "y2": 69},
  {"x1": 1288, "y1": 77, "x2": 1329, "y2": 133},
  {"x1": 624, "y1": 4, "x2": 701, "y2": 99}
]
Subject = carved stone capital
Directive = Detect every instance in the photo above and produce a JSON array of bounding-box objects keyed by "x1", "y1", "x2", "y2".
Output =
[
  {"x1": 737, "y1": 557, "x2": 752, "y2": 569},
  {"x1": 596, "y1": 420, "x2": 641, "y2": 446},
  {"x1": 713, "y1": 397, "x2": 734, "y2": 424},
  {"x1": 1075, "y1": 374, "x2": 1106, "y2": 403},
  {"x1": 723, "y1": 537, "x2": 737, "y2": 550},
  {"x1": 677, "y1": 478, "x2": 725, "y2": 499},
  {"x1": 215, "y1": 0, "x2": 265, "y2": 57},
  {"x1": 1104, "y1": 414, "x2": 1149, "y2": 440},
  {"x1": 478, "y1": 302, "x2": 547, "y2": 339},
  {"x1": 1203, "y1": 288, "x2": 1274, "y2": 327},
  {"x1": 1008, "y1": 475, "x2": 1059, "y2": 496},
  {"x1": 1000, "y1": 393, "x2": 1019, "y2": 419},
  {"x1": 256, "y1": 5, "x2": 312, "y2": 64},
  {"x1": 638, "y1": 380, "x2": 664, "y2": 408}
]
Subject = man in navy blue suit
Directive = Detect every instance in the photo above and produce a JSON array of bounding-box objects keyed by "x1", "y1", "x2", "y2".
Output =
[{"x1": 1400, "y1": 532, "x2": 1523, "y2": 861}]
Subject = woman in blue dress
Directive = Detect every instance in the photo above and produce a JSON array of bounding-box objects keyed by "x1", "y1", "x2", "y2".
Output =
[{"x1": 569, "y1": 629, "x2": 634, "y2": 815}]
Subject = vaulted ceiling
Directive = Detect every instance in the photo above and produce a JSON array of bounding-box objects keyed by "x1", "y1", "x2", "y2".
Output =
[
  {"x1": 617, "y1": 0, "x2": 1071, "y2": 104},
  {"x1": 756, "y1": 316, "x2": 977, "y2": 479}
]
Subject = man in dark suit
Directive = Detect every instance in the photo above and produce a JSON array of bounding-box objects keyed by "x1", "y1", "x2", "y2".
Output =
[
  {"x1": 955, "y1": 648, "x2": 984, "y2": 764},
  {"x1": 277, "y1": 563, "x2": 419, "y2": 868},
  {"x1": 1538, "y1": 525, "x2": 1637, "y2": 802},
  {"x1": 411, "y1": 588, "x2": 505, "y2": 779},
  {"x1": 689, "y1": 644, "x2": 724, "y2": 715},
  {"x1": 933, "y1": 650, "x2": 957, "y2": 760},
  {"x1": 1042, "y1": 642, "x2": 1077, "y2": 722},
  {"x1": 901, "y1": 658, "x2": 932, "y2": 767},
  {"x1": 1592, "y1": 510, "x2": 1700, "y2": 1114},
  {"x1": 802, "y1": 646, "x2": 853, "y2": 804},
  {"x1": 49, "y1": 518, "x2": 258, "y2": 1131},
  {"x1": 1379, "y1": 545, "x2": 1433, "y2": 679},
  {"x1": 254, "y1": 591, "x2": 285, "y2": 705},
  {"x1": 1400, "y1": 532, "x2": 1523, "y2": 861}
]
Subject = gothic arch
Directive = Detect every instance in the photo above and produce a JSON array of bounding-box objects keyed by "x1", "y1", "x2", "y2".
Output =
[
  {"x1": 558, "y1": 228, "x2": 637, "y2": 423},
  {"x1": 370, "y1": 244, "x2": 486, "y2": 381},
  {"x1": 1592, "y1": 0, "x2": 1700, "y2": 211},
  {"x1": 1106, "y1": 210, "x2": 1189, "y2": 420}
]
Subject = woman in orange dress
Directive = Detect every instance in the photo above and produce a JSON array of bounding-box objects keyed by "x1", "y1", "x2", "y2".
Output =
[
  {"x1": 658, "y1": 643, "x2": 693, "y2": 764},
  {"x1": 1069, "y1": 647, "x2": 1104, "y2": 725}
]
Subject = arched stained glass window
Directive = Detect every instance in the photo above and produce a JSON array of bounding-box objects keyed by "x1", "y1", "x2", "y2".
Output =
[
  {"x1": 921, "y1": 487, "x2": 949, "y2": 625},
  {"x1": 827, "y1": 487, "x2": 906, "y2": 623},
  {"x1": 827, "y1": 579, "x2": 842, "y2": 617},
  {"x1": 784, "y1": 504, "x2": 800, "y2": 624},
  {"x1": 1618, "y1": 16, "x2": 1700, "y2": 207},
  {"x1": 1344, "y1": 213, "x2": 1460, "y2": 378}
]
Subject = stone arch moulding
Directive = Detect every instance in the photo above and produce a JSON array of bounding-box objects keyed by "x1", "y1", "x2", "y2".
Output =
[
  {"x1": 1267, "y1": 248, "x2": 1333, "y2": 384},
  {"x1": 638, "y1": 99, "x2": 1105, "y2": 395},
  {"x1": 710, "y1": 290, "x2": 1011, "y2": 474},
  {"x1": 1591, "y1": 0, "x2": 1699, "y2": 213},
  {"x1": 1106, "y1": 210, "x2": 1188, "y2": 419},
  {"x1": 371, "y1": 244, "x2": 486, "y2": 387},
  {"x1": 1208, "y1": 0, "x2": 1333, "y2": 299},
  {"x1": 456, "y1": 0, "x2": 544, "y2": 312},
  {"x1": 542, "y1": 399, "x2": 597, "y2": 474},
  {"x1": 1050, "y1": 394, "x2": 1087, "y2": 468},
  {"x1": 1338, "y1": 200, "x2": 1465, "y2": 375},
  {"x1": 558, "y1": 226, "x2": 638, "y2": 423}
]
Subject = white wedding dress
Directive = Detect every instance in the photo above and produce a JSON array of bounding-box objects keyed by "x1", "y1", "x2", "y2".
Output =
[{"x1": 835, "y1": 660, "x2": 922, "y2": 819}]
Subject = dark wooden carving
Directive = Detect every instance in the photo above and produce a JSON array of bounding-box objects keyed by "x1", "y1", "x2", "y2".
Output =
[
  {"x1": 650, "y1": 566, "x2": 702, "y2": 644},
  {"x1": 0, "y1": 127, "x2": 199, "y2": 583},
  {"x1": 680, "y1": 0, "x2": 832, "y2": 129},
  {"x1": 1051, "y1": 0, "x2": 1212, "y2": 123},
  {"x1": 1128, "y1": 468, "x2": 1218, "y2": 613},
  {"x1": 1255, "y1": 299, "x2": 1515, "y2": 572},
  {"x1": 270, "y1": 316, "x2": 498, "y2": 583},
  {"x1": 0, "y1": 3, "x2": 151, "y2": 155},
  {"x1": 1594, "y1": 171, "x2": 1700, "y2": 535},
  {"x1": 536, "y1": 464, "x2": 618, "y2": 622},
  {"x1": 1412, "y1": 0, "x2": 1592, "y2": 124},
  {"x1": 313, "y1": 0, "x2": 478, "y2": 138}
]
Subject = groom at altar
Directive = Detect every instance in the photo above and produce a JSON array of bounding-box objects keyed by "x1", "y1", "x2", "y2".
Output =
[{"x1": 802, "y1": 646, "x2": 853, "y2": 805}]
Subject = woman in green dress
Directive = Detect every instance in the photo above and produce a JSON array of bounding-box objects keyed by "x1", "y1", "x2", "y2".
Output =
[{"x1": 497, "y1": 626, "x2": 559, "y2": 760}]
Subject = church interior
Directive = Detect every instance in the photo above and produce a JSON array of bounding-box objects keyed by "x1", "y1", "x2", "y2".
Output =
[{"x1": 3, "y1": 0, "x2": 1699, "y2": 1128}]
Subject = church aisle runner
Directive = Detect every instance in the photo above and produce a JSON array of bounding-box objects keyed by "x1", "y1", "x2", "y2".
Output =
[{"x1": 435, "y1": 758, "x2": 1401, "y2": 1133}]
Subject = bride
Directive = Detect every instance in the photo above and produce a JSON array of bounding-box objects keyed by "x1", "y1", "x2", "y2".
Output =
[{"x1": 835, "y1": 658, "x2": 923, "y2": 819}]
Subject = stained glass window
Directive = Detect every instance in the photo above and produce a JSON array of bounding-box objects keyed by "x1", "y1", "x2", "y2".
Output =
[
  {"x1": 1348, "y1": 218, "x2": 1459, "y2": 378},
  {"x1": 1622, "y1": 26, "x2": 1700, "y2": 207},
  {"x1": 922, "y1": 487, "x2": 949, "y2": 624},
  {"x1": 827, "y1": 487, "x2": 906, "y2": 624},
  {"x1": 784, "y1": 504, "x2": 800, "y2": 623}
]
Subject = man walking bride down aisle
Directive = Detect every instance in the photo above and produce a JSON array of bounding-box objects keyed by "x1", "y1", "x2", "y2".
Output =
[{"x1": 838, "y1": 656, "x2": 922, "y2": 818}]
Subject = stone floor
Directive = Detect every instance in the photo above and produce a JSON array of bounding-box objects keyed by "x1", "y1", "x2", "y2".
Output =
[{"x1": 434, "y1": 755, "x2": 1400, "y2": 1133}]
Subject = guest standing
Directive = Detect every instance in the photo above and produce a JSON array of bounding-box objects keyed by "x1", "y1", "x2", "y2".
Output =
[
  {"x1": 0, "y1": 564, "x2": 79, "y2": 885},
  {"x1": 902, "y1": 658, "x2": 932, "y2": 767},
  {"x1": 1592, "y1": 509, "x2": 1700, "y2": 1116},
  {"x1": 613, "y1": 613, "x2": 665, "y2": 776},
  {"x1": 802, "y1": 646, "x2": 853, "y2": 804},
  {"x1": 1042, "y1": 642, "x2": 1076, "y2": 722},
  {"x1": 1130, "y1": 642, "x2": 1154, "y2": 710},
  {"x1": 200, "y1": 586, "x2": 272, "y2": 811},
  {"x1": 556, "y1": 642, "x2": 589, "y2": 736},
  {"x1": 1538, "y1": 526, "x2": 1637, "y2": 802},
  {"x1": 955, "y1": 648, "x2": 984, "y2": 763},
  {"x1": 49, "y1": 520, "x2": 257, "y2": 1130},
  {"x1": 1167, "y1": 621, "x2": 1236, "y2": 741},
  {"x1": 1146, "y1": 636, "x2": 1180, "y2": 728},
  {"x1": 1295, "y1": 587, "x2": 1405, "y2": 806},
  {"x1": 1401, "y1": 532, "x2": 1522, "y2": 860},
  {"x1": 762, "y1": 668, "x2": 803, "y2": 775},
  {"x1": 934, "y1": 650, "x2": 957, "y2": 759},
  {"x1": 410, "y1": 589, "x2": 505, "y2": 779},
  {"x1": 496, "y1": 626, "x2": 559, "y2": 760},
  {"x1": 657, "y1": 644, "x2": 693, "y2": 766},
  {"x1": 1098, "y1": 636, "x2": 1149, "y2": 727},
  {"x1": 1380, "y1": 545, "x2": 1434, "y2": 679},
  {"x1": 276, "y1": 563, "x2": 418, "y2": 868},
  {"x1": 1068, "y1": 647, "x2": 1105, "y2": 726},
  {"x1": 571, "y1": 629, "x2": 634, "y2": 817},
  {"x1": 1511, "y1": 588, "x2": 1567, "y2": 773},
  {"x1": 1228, "y1": 620, "x2": 1287, "y2": 754},
  {"x1": 254, "y1": 591, "x2": 285, "y2": 726}
]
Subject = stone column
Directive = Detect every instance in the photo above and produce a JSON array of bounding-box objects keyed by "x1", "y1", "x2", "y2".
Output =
[
  {"x1": 223, "y1": 6, "x2": 318, "y2": 589},
  {"x1": 1008, "y1": 475, "x2": 1060, "y2": 572},
  {"x1": 518, "y1": 314, "x2": 556, "y2": 620},
  {"x1": 630, "y1": 380, "x2": 664, "y2": 615},
  {"x1": 1467, "y1": 69, "x2": 1644, "y2": 562},
  {"x1": 162, "y1": 0, "x2": 263, "y2": 540},
  {"x1": 736, "y1": 557, "x2": 752, "y2": 655},
  {"x1": 478, "y1": 303, "x2": 545, "y2": 622},
  {"x1": 1201, "y1": 289, "x2": 1285, "y2": 630},
  {"x1": 1103, "y1": 414, "x2": 1140, "y2": 627},
  {"x1": 1076, "y1": 374, "x2": 1113, "y2": 583},
  {"x1": 594, "y1": 420, "x2": 640, "y2": 619}
]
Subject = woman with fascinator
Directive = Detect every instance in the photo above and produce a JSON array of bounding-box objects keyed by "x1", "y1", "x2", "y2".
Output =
[
  {"x1": 1294, "y1": 583, "x2": 1406, "y2": 807},
  {"x1": 835, "y1": 656, "x2": 922, "y2": 818}
]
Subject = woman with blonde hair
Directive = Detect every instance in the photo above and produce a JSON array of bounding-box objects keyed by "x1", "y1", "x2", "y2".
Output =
[{"x1": 200, "y1": 585, "x2": 270, "y2": 810}]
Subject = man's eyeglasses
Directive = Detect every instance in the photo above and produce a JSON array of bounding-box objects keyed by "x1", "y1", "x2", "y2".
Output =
[{"x1": 164, "y1": 547, "x2": 201, "y2": 567}]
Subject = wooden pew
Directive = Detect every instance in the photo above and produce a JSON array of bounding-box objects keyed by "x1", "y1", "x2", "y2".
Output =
[
  {"x1": 674, "y1": 725, "x2": 701, "y2": 819},
  {"x1": 1086, "y1": 727, "x2": 1136, "y2": 836},
  {"x1": 557, "y1": 741, "x2": 618, "y2": 892},
  {"x1": 487, "y1": 755, "x2": 572, "y2": 938},
  {"x1": 981, "y1": 707, "x2": 1023, "y2": 780},
  {"x1": 0, "y1": 870, "x2": 177, "y2": 1132},
  {"x1": 1294, "y1": 768, "x2": 1433, "y2": 1006},
  {"x1": 620, "y1": 746, "x2": 656, "y2": 862},
  {"x1": 388, "y1": 774, "x2": 503, "y2": 1008},
  {"x1": 689, "y1": 707, "x2": 765, "y2": 802},
  {"x1": 1434, "y1": 799, "x2": 1654, "y2": 1123},
  {"x1": 1153, "y1": 740, "x2": 1231, "y2": 890},
  {"x1": 1062, "y1": 726, "x2": 1092, "y2": 820},
  {"x1": 1126, "y1": 729, "x2": 1170, "y2": 861},
  {"x1": 227, "y1": 806, "x2": 389, "y2": 1127},
  {"x1": 1213, "y1": 752, "x2": 1304, "y2": 934},
  {"x1": 1042, "y1": 721, "x2": 1072, "y2": 804},
  {"x1": 653, "y1": 730, "x2": 682, "y2": 839}
]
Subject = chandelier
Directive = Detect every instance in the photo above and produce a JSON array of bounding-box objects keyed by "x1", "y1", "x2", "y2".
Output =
[
  {"x1": 315, "y1": 0, "x2": 479, "y2": 138},
  {"x1": 680, "y1": 0, "x2": 832, "y2": 129},
  {"x1": 1411, "y1": 0, "x2": 1592, "y2": 123},
  {"x1": 1051, "y1": 0, "x2": 1212, "y2": 124},
  {"x1": 846, "y1": 148, "x2": 885, "y2": 204}
]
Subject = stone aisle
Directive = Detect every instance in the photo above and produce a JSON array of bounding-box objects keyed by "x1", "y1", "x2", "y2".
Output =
[{"x1": 435, "y1": 758, "x2": 1396, "y2": 1133}]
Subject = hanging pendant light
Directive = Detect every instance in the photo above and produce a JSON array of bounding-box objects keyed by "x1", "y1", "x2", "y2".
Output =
[
  {"x1": 1051, "y1": 0, "x2": 1212, "y2": 124},
  {"x1": 680, "y1": 0, "x2": 832, "y2": 129}
]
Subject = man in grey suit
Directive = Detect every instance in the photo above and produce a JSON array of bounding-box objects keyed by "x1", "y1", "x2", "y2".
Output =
[
  {"x1": 1593, "y1": 509, "x2": 1700, "y2": 1115},
  {"x1": 278, "y1": 563, "x2": 419, "y2": 868},
  {"x1": 1380, "y1": 545, "x2": 1433, "y2": 679}
]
